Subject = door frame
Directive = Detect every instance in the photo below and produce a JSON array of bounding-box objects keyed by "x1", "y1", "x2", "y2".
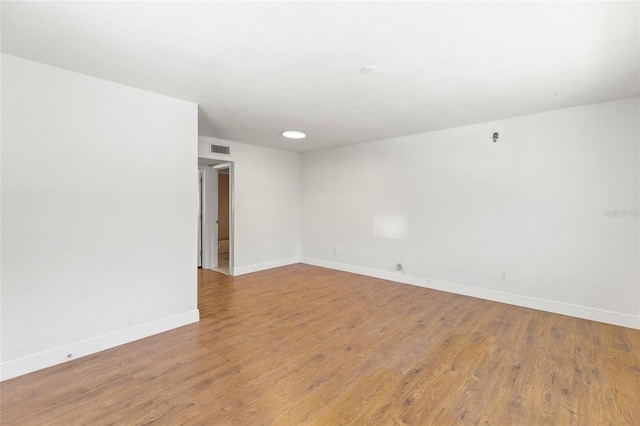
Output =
[
  {"x1": 198, "y1": 169, "x2": 203, "y2": 268},
  {"x1": 198, "y1": 160, "x2": 234, "y2": 275},
  {"x1": 201, "y1": 166, "x2": 218, "y2": 270}
]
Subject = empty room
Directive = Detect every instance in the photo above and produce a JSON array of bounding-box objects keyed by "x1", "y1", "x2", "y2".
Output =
[{"x1": 1, "y1": 1, "x2": 639, "y2": 425}]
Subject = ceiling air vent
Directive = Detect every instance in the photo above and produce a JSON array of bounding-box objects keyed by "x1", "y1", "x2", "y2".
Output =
[{"x1": 210, "y1": 144, "x2": 230, "y2": 155}]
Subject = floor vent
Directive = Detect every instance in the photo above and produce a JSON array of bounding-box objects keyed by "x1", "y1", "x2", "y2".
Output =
[{"x1": 210, "y1": 144, "x2": 230, "y2": 155}]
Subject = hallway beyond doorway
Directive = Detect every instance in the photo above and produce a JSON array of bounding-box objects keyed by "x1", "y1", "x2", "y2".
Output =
[{"x1": 211, "y1": 252, "x2": 229, "y2": 275}]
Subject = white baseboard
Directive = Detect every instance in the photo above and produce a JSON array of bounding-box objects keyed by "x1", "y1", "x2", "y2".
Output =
[
  {"x1": 300, "y1": 257, "x2": 640, "y2": 330},
  {"x1": 232, "y1": 256, "x2": 300, "y2": 276},
  {"x1": 300, "y1": 256, "x2": 423, "y2": 286},
  {"x1": 0, "y1": 309, "x2": 200, "y2": 381}
]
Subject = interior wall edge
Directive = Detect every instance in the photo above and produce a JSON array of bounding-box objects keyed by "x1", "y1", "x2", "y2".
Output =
[
  {"x1": 231, "y1": 257, "x2": 300, "y2": 276},
  {"x1": 0, "y1": 310, "x2": 200, "y2": 382},
  {"x1": 299, "y1": 257, "x2": 640, "y2": 330}
]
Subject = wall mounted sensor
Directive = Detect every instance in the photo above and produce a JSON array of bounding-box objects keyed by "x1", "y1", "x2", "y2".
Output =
[{"x1": 493, "y1": 132, "x2": 499, "y2": 142}]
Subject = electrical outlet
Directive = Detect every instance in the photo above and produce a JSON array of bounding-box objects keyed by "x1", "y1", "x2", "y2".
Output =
[
  {"x1": 500, "y1": 271, "x2": 509, "y2": 281},
  {"x1": 396, "y1": 263, "x2": 403, "y2": 271},
  {"x1": 333, "y1": 248, "x2": 337, "y2": 256}
]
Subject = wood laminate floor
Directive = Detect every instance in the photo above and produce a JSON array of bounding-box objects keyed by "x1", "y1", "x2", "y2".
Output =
[{"x1": 1, "y1": 264, "x2": 639, "y2": 425}]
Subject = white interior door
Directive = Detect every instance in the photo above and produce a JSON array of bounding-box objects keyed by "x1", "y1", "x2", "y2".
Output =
[
  {"x1": 201, "y1": 166, "x2": 218, "y2": 269},
  {"x1": 198, "y1": 161, "x2": 233, "y2": 274},
  {"x1": 197, "y1": 169, "x2": 203, "y2": 267}
]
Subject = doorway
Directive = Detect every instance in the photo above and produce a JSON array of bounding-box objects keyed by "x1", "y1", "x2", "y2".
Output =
[
  {"x1": 214, "y1": 166, "x2": 230, "y2": 274},
  {"x1": 198, "y1": 169, "x2": 203, "y2": 268},
  {"x1": 198, "y1": 159, "x2": 234, "y2": 276}
]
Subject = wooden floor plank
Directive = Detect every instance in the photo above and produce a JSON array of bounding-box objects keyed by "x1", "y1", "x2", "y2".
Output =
[{"x1": 1, "y1": 264, "x2": 639, "y2": 425}]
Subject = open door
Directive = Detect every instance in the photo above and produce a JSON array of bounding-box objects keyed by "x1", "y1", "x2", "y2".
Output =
[
  {"x1": 201, "y1": 166, "x2": 218, "y2": 270},
  {"x1": 198, "y1": 169, "x2": 203, "y2": 267},
  {"x1": 216, "y1": 168, "x2": 230, "y2": 273},
  {"x1": 198, "y1": 159, "x2": 234, "y2": 275}
]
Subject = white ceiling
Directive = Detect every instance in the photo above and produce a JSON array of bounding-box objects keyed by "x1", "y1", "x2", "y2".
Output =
[{"x1": 2, "y1": 1, "x2": 638, "y2": 153}]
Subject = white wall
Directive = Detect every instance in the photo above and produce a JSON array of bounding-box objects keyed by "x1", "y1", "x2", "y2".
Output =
[
  {"x1": 301, "y1": 97, "x2": 640, "y2": 329},
  {"x1": 1, "y1": 54, "x2": 199, "y2": 379},
  {"x1": 199, "y1": 136, "x2": 300, "y2": 274}
]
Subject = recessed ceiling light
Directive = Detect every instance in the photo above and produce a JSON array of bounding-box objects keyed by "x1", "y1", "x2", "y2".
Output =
[
  {"x1": 360, "y1": 66, "x2": 375, "y2": 75},
  {"x1": 282, "y1": 130, "x2": 307, "y2": 139}
]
